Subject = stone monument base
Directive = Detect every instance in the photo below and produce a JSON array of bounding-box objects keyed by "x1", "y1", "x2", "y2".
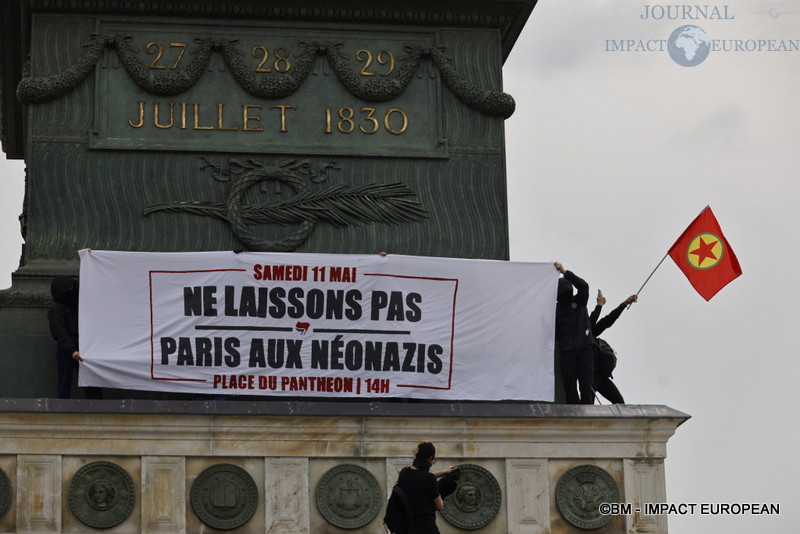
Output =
[{"x1": 0, "y1": 400, "x2": 688, "y2": 533}]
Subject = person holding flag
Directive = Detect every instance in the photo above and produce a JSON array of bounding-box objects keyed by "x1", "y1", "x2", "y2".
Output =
[{"x1": 590, "y1": 291, "x2": 637, "y2": 404}]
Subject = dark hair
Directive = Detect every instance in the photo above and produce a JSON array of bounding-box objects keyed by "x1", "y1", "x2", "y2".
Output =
[{"x1": 414, "y1": 442, "x2": 436, "y2": 461}]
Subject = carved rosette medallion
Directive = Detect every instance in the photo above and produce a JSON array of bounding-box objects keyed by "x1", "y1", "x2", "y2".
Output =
[
  {"x1": 190, "y1": 464, "x2": 258, "y2": 530},
  {"x1": 67, "y1": 461, "x2": 136, "y2": 529},
  {"x1": 556, "y1": 464, "x2": 620, "y2": 530},
  {"x1": 315, "y1": 464, "x2": 382, "y2": 529},
  {"x1": 0, "y1": 468, "x2": 10, "y2": 518},
  {"x1": 440, "y1": 464, "x2": 502, "y2": 530}
]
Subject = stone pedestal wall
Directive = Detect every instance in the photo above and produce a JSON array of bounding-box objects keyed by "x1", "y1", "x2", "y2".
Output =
[{"x1": 0, "y1": 400, "x2": 688, "y2": 534}]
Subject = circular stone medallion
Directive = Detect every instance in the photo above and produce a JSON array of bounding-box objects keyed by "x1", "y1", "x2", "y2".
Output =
[
  {"x1": 67, "y1": 461, "x2": 136, "y2": 529},
  {"x1": 440, "y1": 464, "x2": 502, "y2": 530},
  {"x1": 315, "y1": 464, "x2": 381, "y2": 529},
  {"x1": 0, "y1": 468, "x2": 11, "y2": 518},
  {"x1": 556, "y1": 464, "x2": 620, "y2": 530},
  {"x1": 190, "y1": 464, "x2": 258, "y2": 530}
]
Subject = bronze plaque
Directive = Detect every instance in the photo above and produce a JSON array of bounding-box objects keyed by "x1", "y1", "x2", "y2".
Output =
[
  {"x1": 440, "y1": 463, "x2": 502, "y2": 530},
  {"x1": 315, "y1": 464, "x2": 381, "y2": 529},
  {"x1": 92, "y1": 22, "x2": 445, "y2": 158},
  {"x1": 0, "y1": 468, "x2": 10, "y2": 518},
  {"x1": 556, "y1": 464, "x2": 620, "y2": 530},
  {"x1": 67, "y1": 461, "x2": 136, "y2": 529},
  {"x1": 190, "y1": 463, "x2": 258, "y2": 530}
]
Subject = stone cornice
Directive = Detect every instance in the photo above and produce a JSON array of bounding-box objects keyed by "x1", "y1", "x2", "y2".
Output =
[
  {"x1": 0, "y1": 398, "x2": 690, "y2": 420},
  {"x1": 0, "y1": 399, "x2": 689, "y2": 459},
  {"x1": 23, "y1": 1, "x2": 538, "y2": 62},
  {"x1": 24, "y1": 1, "x2": 533, "y2": 39}
]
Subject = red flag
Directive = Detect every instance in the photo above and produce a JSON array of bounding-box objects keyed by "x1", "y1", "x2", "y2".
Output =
[{"x1": 668, "y1": 206, "x2": 742, "y2": 301}]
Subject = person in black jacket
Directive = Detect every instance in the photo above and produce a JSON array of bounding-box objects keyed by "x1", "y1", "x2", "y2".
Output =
[
  {"x1": 554, "y1": 262, "x2": 595, "y2": 404},
  {"x1": 397, "y1": 442, "x2": 459, "y2": 534},
  {"x1": 590, "y1": 292, "x2": 637, "y2": 404},
  {"x1": 47, "y1": 276, "x2": 102, "y2": 399}
]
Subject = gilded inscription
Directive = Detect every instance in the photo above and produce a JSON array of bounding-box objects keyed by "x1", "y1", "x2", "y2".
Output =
[{"x1": 6, "y1": 24, "x2": 521, "y2": 155}]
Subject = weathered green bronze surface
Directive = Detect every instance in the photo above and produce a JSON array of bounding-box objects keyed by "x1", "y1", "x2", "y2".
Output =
[
  {"x1": 0, "y1": 468, "x2": 10, "y2": 518},
  {"x1": 67, "y1": 461, "x2": 136, "y2": 529},
  {"x1": 86, "y1": 25, "x2": 449, "y2": 157},
  {"x1": 441, "y1": 463, "x2": 502, "y2": 530},
  {"x1": 555, "y1": 464, "x2": 620, "y2": 530},
  {"x1": 142, "y1": 157, "x2": 429, "y2": 251},
  {"x1": 190, "y1": 463, "x2": 259, "y2": 530},
  {"x1": 315, "y1": 464, "x2": 382, "y2": 529},
  {"x1": 10, "y1": 4, "x2": 517, "y2": 267},
  {"x1": 0, "y1": 1, "x2": 538, "y2": 397}
]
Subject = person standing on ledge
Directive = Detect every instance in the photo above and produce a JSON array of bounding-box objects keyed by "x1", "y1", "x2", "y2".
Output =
[
  {"x1": 590, "y1": 291, "x2": 638, "y2": 404},
  {"x1": 397, "y1": 442, "x2": 459, "y2": 534},
  {"x1": 554, "y1": 262, "x2": 595, "y2": 404},
  {"x1": 47, "y1": 275, "x2": 102, "y2": 399}
]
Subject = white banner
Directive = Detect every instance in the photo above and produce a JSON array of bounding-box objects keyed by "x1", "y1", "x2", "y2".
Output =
[{"x1": 78, "y1": 250, "x2": 557, "y2": 401}]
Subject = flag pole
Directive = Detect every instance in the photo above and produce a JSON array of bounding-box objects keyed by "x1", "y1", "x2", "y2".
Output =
[
  {"x1": 629, "y1": 206, "x2": 722, "y2": 306},
  {"x1": 628, "y1": 251, "x2": 670, "y2": 308}
]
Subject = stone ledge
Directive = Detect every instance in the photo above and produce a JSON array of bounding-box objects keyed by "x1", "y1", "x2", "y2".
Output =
[
  {"x1": 0, "y1": 399, "x2": 689, "y2": 459},
  {"x1": 0, "y1": 397, "x2": 690, "y2": 420},
  {"x1": 0, "y1": 400, "x2": 686, "y2": 533}
]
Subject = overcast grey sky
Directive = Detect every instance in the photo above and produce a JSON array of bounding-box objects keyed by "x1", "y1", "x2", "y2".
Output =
[
  {"x1": 504, "y1": 1, "x2": 798, "y2": 532},
  {"x1": 1, "y1": 1, "x2": 797, "y2": 532}
]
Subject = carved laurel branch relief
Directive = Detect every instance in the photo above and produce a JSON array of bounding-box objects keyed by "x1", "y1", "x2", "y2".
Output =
[
  {"x1": 17, "y1": 33, "x2": 515, "y2": 118},
  {"x1": 143, "y1": 158, "x2": 429, "y2": 252}
]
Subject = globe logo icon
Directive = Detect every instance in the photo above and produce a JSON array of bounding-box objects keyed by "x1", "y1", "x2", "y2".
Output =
[{"x1": 667, "y1": 25, "x2": 710, "y2": 67}]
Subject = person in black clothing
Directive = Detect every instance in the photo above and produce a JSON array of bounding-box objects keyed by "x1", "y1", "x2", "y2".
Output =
[
  {"x1": 554, "y1": 262, "x2": 595, "y2": 404},
  {"x1": 590, "y1": 291, "x2": 637, "y2": 404},
  {"x1": 47, "y1": 276, "x2": 102, "y2": 399},
  {"x1": 397, "y1": 442, "x2": 459, "y2": 534}
]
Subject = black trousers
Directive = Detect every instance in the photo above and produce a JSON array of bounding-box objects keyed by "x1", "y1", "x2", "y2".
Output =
[
  {"x1": 594, "y1": 374, "x2": 625, "y2": 404},
  {"x1": 560, "y1": 347, "x2": 595, "y2": 404},
  {"x1": 55, "y1": 346, "x2": 102, "y2": 399}
]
